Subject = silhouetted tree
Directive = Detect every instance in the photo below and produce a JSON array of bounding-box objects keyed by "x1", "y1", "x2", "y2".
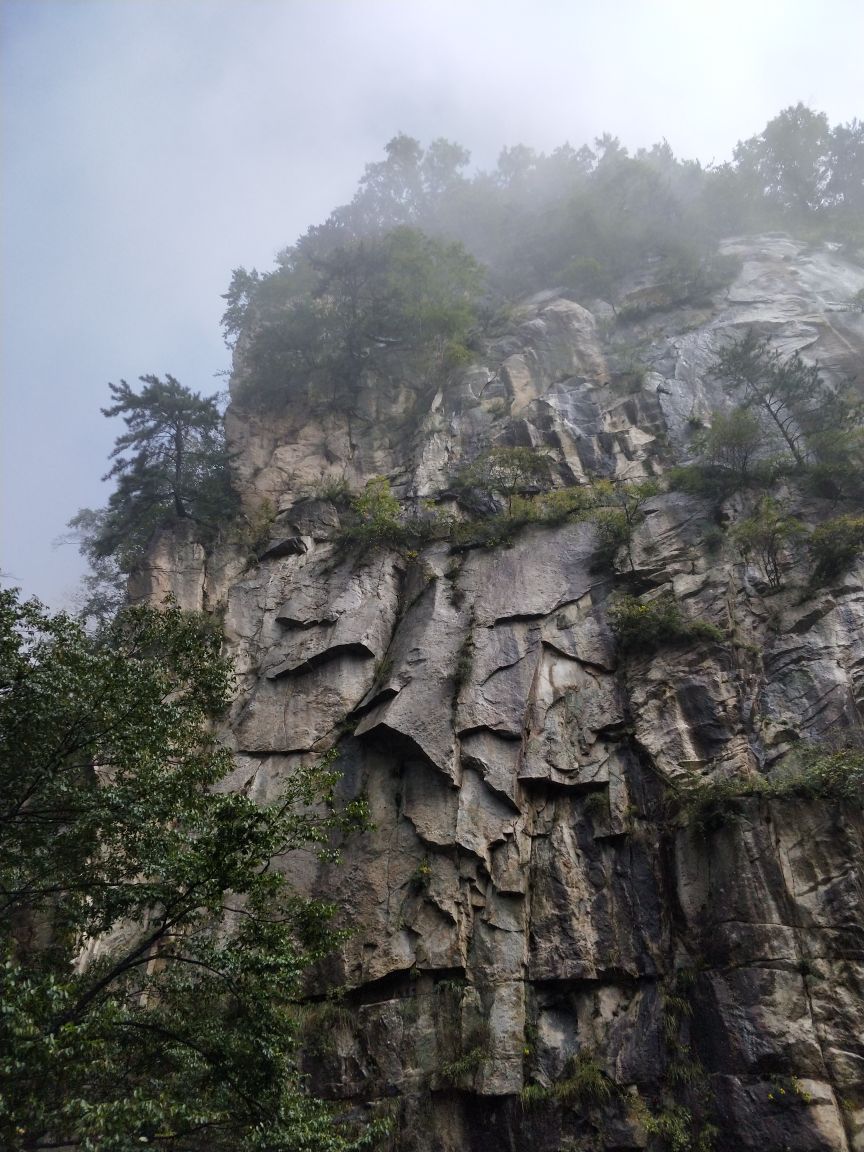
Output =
[{"x1": 95, "y1": 375, "x2": 237, "y2": 562}]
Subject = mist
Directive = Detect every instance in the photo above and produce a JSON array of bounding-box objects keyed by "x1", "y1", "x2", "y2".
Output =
[{"x1": 2, "y1": 0, "x2": 862, "y2": 605}]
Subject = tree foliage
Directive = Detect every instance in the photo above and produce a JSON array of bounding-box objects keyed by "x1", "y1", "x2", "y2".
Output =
[
  {"x1": 223, "y1": 108, "x2": 863, "y2": 414},
  {"x1": 453, "y1": 447, "x2": 552, "y2": 513},
  {"x1": 225, "y1": 228, "x2": 483, "y2": 409},
  {"x1": 808, "y1": 514, "x2": 864, "y2": 584},
  {"x1": 94, "y1": 376, "x2": 238, "y2": 568},
  {"x1": 608, "y1": 592, "x2": 723, "y2": 654},
  {"x1": 730, "y1": 497, "x2": 805, "y2": 590},
  {"x1": 0, "y1": 591, "x2": 379, "y2": 1152},
  {"x1": 712, "y1": 330, "x2": 862, "y2": 473}
]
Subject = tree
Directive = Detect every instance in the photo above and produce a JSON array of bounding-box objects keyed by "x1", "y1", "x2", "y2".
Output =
[
  {"x1": 731, "y1": 497, "x2": 805, "y2": 590},
  {"x1": 589, "y1": 477, "x2": 662, "y2": 571},
  {"x1": 808, "y1": 514, "x2": 864, "y2": 585},
  {"x1": 227, "y1": 228, "x2": 483, "y2": 410},
  {"x1": 701, "y1": 406, "x2": 763, "y2": 478},
  {"x1": 59, "y1": 507, "x2": 128, "y2": 629},
  {"x1": 0, "y1": 591, "x2": 381, "y2": 1152},
  {"x1": 455, "y1": 446, "x2": 552, "y2": 514},
  {"x1": 714, "y1": 331, "x2": 864, "y2": 493},
  {"x1": 96, "y1": 376, "x2": 237, "y2": 565},
  {"x1": 733, "y1": 104, "x2": 831, "y2": 219}
]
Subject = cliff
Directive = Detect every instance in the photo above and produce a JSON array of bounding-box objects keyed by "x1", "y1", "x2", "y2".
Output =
[{"x1": 136, "y1": 234, "x2": 864, "y2": 1151}]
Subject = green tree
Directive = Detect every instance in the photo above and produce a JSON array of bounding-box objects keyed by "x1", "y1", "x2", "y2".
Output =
[
  {"x1": 732, "y1": 104, "x2": 831, "y2": 220},
  {"x1": 809, "y1": 514, "x2": 864, "y2": 584},
  {"x1": 456, "y1": 446, "x2": 552, "y2": 514},
  {"x1": 701, "y1": 406, "x2": 764, "y2": 479},
  {"x1": 0, "y1": 592, "x2": 380, "y2": 1152},
  {"x1": 96, "y1": 376, "x2": 237, "y2": 565},
  {"x1": 227, "y1": 228, "x2": 483, "y2": 409},
  {"x1": 731, "y1": 497, "x2": 805, "y2": 590},
  {"x1": 589, "y1": 477, "x2": 661, "y2": 570},
  {"x1": 59, "y1": 507, "x2": 128, "y2": 629},
  {"x1": 711, "y1": 330, "x2": 860, "y2": 469}
]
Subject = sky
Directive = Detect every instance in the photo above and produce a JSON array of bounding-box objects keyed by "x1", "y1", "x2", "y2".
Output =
[{"x1": 2, "y1": 0, "x2": 862, "y2": 607}]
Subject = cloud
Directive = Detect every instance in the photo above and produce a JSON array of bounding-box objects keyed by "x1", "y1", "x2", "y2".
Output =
[{"x1": 2, "y1": 0, "x2": 861, "y2": 603}]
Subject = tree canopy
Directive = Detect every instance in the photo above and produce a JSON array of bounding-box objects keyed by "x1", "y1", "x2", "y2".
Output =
[
  {"x1": 87, "y1": 375, "x2": 237, "y2": 570},
  {"x1": 224, "y1": 227, "x2": 483, "y2": 409},
  {"x1": 224, "y1": 106, "x2": 863, "y2": 413},
  {"x1": 0, "y1": 591, "x2": 381, "y2": 1152},
  {"x1": 712, "y1": 330, "x2": 864, "y2": 482}
]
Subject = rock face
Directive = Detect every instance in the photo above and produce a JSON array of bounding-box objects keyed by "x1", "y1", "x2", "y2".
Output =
[{"x1": 159, "y1": 236, "x2": 864, "y2": 1151}]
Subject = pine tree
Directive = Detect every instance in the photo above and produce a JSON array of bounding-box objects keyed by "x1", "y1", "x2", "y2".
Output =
[{"x1": 95, "y1": 375, "x2": 237, "y2": 564}]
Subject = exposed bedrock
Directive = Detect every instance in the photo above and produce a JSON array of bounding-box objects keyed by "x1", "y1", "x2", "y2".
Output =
[{"x1": 153, "y1": 236, "x2": 864, "y2": 1150}]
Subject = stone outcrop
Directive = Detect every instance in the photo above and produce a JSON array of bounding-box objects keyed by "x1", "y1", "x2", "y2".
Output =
[{"x1": 156, "y1": 236, "x2": 864, "y2": 1150}]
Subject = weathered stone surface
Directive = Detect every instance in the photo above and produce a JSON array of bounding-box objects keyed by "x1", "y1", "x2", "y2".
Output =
[
  {"x1": 265, "y1": 552, "x2": 401, "y2": 676},
  {"x1": 146, "y1": 236, "x2": 864, "y2": 1150},
  {"x1": 127, "y1": 520, "x2": 205, "y2": 610}
]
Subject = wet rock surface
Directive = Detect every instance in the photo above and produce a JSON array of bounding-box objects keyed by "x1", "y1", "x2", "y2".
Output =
[{"x1": 160, "y1": 237, "x2": 864, "y2": 1150}]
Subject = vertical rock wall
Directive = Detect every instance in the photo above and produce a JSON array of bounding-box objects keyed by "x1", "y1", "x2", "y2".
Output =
[{"x1": 155, "y1": 236, "x2": 864, "y2": 1150}]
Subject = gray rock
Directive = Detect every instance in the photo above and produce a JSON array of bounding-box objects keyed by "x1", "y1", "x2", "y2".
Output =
[{"x1": 141, "y1": 235, "x2": 864, "y2": 1151}]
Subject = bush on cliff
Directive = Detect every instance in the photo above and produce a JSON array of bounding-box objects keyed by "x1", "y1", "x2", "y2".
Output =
[
  {"x1": 609, "y1": 591, "x2": 724, "y2": 654},
  {"x1": 808, "y1": 514, "x2": 864, "y2": 584}
]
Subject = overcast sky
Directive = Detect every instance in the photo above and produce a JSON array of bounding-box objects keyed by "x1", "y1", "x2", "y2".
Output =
[{"x1": 2, "y1": 0, "x2": 862, "y2": 607}]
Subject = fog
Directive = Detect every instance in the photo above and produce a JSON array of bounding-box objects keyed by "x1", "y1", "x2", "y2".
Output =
[{"x1": 2, "y1": 0, "x2": 861, "y2": 605}]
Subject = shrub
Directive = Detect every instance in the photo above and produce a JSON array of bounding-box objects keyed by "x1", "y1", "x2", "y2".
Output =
[
  {"x1": 772, "y1": 742, "x2": 864, "y2": 805},
  {"x1": 442, "y1": 340, "x2": 474, "y2": 369},
  {"x1": 808, "y1": 514, "x2": 864, "y2": 583},
  {"x1": 609, "y1": 592, "x2": 724, "y2": 654},
  {"x1": 702, "y1": 406, "x2": 763, "y2": 477},
  {"x1": 315, "y1": 476, "x2": 353, "y2": 507},
  {"x1": 678, "y1": 739, "x2": 864, "y2": 833},
  {"x1": 592, "y1": 507, "x2": 631, "y2": 570},
  {"x1": 556, "y1": 1053, "x2": 616, "y2": 1105},
  {"x1": 731, "y1": 496, "x2": 805, "y2": 590},
  {"x1": 519, "y1": 1054, "x2": 616, "y2": 1111},
  {"x1": 588, "y1": 478, "x2": 661, "y2": 570},
  {"x1": 536, "y1": 485, "x2": 594, "y2": 524},
  {"x1": 340, "y1": 476, "x2": 407, "y2": 547},
  {"x1": 452, "y1": 635, "x2": 474, "y2": 691},
  {"x1": 337, "y1": 477, "x2": 447, "y2": 552},
  {"x1": 453, "y1": 446, "x2": 552, "y2": 513}
]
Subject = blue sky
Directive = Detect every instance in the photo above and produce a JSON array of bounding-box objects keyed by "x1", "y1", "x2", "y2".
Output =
[{"x1": 2, "y1": 0, "x2": 862, "y2": 606}]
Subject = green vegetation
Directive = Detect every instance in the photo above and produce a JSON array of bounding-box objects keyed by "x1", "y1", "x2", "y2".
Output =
[
  {"x1": 644, "y1": 1103, "x2": 718, "y2": 1152},
  {"x1": 330, "y1": 462, "x2": 662, "y2": 570},
  {"x1": 452, "y1": 634, "x2": 474, "y2": 692},
  {"x1": 453, "y1": 446, "x2": 552, "y2": 513},
  {"x1": 608, "y1": 592, "x2": 724, "y2": 654},
  {"x1": 730, "y1": 104, "x2": 864, "y2": 240},
  {"x1": 520, "y1": 1053, "x2": 616, "y2": 1110},
  {"x1": 808, "y1": 514, "x2": 864, "y2": 584},
  {"x1": 712, "y1": 331, "x2": 863, "y2": 474},
  {"x1": 700, "y1": 407, "x2": 764, "y2": 479},
  {"x1": 224, "y1": 227, "x2": 484, "y2": 410},
  {"x1": 338, "y1": 476, "x2": 411, "y2": 548},
  {"x1": 0, "y1": 591, "x2": 379, "y2": 1152},
  {"x1": 671, "y1": 333, "x2": 863, "y2": 517},
  {"x1": 730, "y1": 497, "x2": 805, "y2": 591},
  {"x1": 678, "y1": 741, "x2": 864, "y2": 833},
  {"x1": 222, "y1": 109, "x2": 862, "y2": 413},
  {"x1": 588, "y1": 478, "x2": 660, "y2": 570},
  {"x1": 98, "y1": 375, "x2": 237, "y2": 560},
  {"x1": 68, "y1": 376, "x2": 238, "y2": 605},
  {"x1": 438, "y1": 1045, "x2": 486, "y2": 1084}
]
